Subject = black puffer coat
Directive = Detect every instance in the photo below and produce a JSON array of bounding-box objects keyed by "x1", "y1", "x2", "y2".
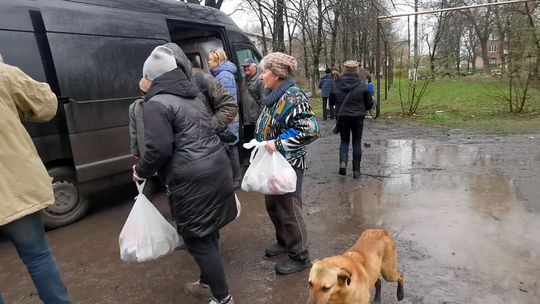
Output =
[
  {"x1": 329, "y1": 73, "x2": 373, "y2": 118},
  {"x1": 134, "y1": 68, "x2": 237, "y2": 238}
]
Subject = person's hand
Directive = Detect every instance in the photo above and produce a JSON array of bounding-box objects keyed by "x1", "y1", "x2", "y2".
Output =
[
  {"x1": 134, "y1": 155, "x2": 140, "y2": 160},
  {"x1": 266, "y1": 140, "x2": 277, "y2": 154},
  {"x1": 132, "y1": 166, "x2": 144, "y2": 182},
  {"x1": 231, "y1": 117, "x2": 238, "y2": 124}
]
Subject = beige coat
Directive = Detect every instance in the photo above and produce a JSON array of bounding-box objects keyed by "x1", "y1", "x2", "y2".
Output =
[{"x1": 0, "y1": 62, "x2": 58, "y2": 226}]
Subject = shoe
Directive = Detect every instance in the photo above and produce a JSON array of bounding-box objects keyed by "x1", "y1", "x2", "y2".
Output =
[
  {"x1": 265, "y1": 242, "x2": 287, "y2": 257},
  {"x1": 353, "y1": 161, "x2": 361, "y2": 178},
  {"x1": 275, "y1": 257, "x2": 312, "y2": 275},
  {"x1": 339, "y1": 153, "x2": 348, "y2": 176},
  {"x1": 209, "y1": 296, "x2": 235, "y2": 304},
  {"x1": 184, "y1": 280, "x2": 213, "y2": 299}
]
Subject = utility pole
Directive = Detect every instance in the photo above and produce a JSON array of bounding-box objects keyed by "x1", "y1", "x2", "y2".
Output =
[{"x1": 413, "y1": 0, "x2": 418, "y2": 83}]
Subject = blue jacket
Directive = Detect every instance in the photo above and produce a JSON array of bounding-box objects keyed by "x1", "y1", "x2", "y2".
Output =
[
  {"x1": 318, "y1": 74, "x2": 335, "y2": 98},
  {"x1": 212, "y1": 60, "x2": 239, "y2": 145}
]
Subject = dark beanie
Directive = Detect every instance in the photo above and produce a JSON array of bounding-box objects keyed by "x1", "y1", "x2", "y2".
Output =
[{"x1": 325, "y1": 68, "x2": 331, "y2": 74}]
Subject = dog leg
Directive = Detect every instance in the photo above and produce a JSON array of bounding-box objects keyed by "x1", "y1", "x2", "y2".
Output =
[
  {"x1": 373, "y1": 278, "x2": 382, "y2": 303},
  {"x1": 397, "y1": 273, "x2": 404, "y2": 301}
]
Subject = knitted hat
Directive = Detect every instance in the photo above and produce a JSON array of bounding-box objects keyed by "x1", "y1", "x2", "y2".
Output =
[
  {"x1": 343, "y1": 60, "x2": 359, "y2": 75},
  {"x1": 143, "y1": 46, "x2": 177, "y2": 81},
  {"x1": 262, "y1": 52, "x2": 297, "y2": 79}
]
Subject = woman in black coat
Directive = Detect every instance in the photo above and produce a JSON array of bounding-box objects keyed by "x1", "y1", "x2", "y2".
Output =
[
  {"x1": 133, "y1": 46, "x2": 237, "y2": 304},
  {"x1": 329, "y1": 60, "x2": 373, "y2": 178}
]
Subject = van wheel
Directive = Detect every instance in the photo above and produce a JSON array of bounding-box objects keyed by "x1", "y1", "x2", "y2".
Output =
[{"x1": 41, "y1": 166, "x2": 91, "y2": 230}]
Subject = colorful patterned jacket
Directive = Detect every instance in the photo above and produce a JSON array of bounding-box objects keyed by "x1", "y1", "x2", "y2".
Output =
[{"x1": 254, "y1": 87, "x2": 319, "y2": 169}]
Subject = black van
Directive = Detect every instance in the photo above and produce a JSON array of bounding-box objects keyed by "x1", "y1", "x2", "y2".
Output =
[{"x1": 0, "y1": 0, "x2": 263, "y2": 229}]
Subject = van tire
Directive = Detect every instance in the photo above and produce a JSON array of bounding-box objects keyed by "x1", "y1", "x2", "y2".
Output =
[{"x1": 41, "y1": 166, "x2": 91, "y2": 230}]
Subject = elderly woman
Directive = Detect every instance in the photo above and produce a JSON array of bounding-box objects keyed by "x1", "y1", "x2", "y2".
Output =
[
  {"x1": 134, "y1": 46, "x2": 237, "y2": 304},
  {"x1": 254, "y1": 52, "x2": 319, "y2": 275},
  {"x1": 329, "y1": 60, "x2": 373, "y2": 178}
]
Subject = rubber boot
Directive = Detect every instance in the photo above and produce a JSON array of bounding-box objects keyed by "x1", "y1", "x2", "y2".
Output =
[
  {"x1": 353, "y1": 161, "x2": 361, "y2": 178},
  {"x1": 339, "y1": 153, "x2": 348, "y2": 176}
]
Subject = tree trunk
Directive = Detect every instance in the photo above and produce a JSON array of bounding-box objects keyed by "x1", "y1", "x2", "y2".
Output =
[
  {"x1": 480, "y1": 37, "x2": 490, "y2": 73},
  {"x1": 274, "y1": 0, "x2": 285, "y2": 52},
  {"x1": 330, "y1": 7, "x2": 340, "y2": 68}
]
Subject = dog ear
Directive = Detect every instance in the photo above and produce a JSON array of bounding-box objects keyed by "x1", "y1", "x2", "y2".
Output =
[{"x1": 337, "y1": 268, "x2": 352, "y2": 286}]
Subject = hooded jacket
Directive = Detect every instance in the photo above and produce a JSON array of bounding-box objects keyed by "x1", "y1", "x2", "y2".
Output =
[
  {"x1": 134, "y1": 68, "x2": 237, "y2": 238},
  {"x1": 0, "y1": 62, "x2": 58, "y2": 226},
  {"x1": 163, "y1": 43, "x2": 238, "y2": 132},
  {"x1": 212, "y1": 60, "x2": 240, "y2": 145},
  {"x1": 241, "y1": 72, "x2": 265, "y2": 125},
  {"x1": 329, "y1": 73, "x2": 373, "y2": 118},
  {"x1": 318, "y1": 73, "x2": 335, "y2": 98}
]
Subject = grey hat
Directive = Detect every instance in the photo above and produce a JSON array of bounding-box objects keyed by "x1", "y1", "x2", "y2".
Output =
[{"x1": 143, "y1": 46, "x2": 177, "y2": 81}]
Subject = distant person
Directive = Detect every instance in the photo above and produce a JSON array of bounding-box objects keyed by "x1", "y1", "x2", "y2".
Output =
[
  {"x1": 240, "y1": 58, "x2": 265, "y2": 163},
  {"x1": 0, "y1": 52, "x2": 72, "y2": 304},
  {"x1": 209, "y1": 49, "x2": 241, "y2": 189},
  {"x1": 358, "y1": 62, "x2": 372, "y2": 84},
  {"x1": 134, "y1": 46, "x2": 237, "y2": 304},
  {"x1": 319, "y1": 68, "x2": 336, "y2": 120},
  {"x1": 329, "y1": 60, "x2": 373, "y2": 178}
]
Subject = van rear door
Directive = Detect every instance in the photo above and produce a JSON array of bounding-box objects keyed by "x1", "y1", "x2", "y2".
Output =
[{"x1": 37, "y1": 0, "x2": 169, "y2": 194}]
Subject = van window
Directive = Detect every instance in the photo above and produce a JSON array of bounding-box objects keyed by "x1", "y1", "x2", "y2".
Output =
[
  {"x1": 47, "y1": 34, "x2": 165, "y2": 101},
  {"x1": 0, "y1": 30, "x2": 47, "y2": 82},
  {"x1": 186, "y1": 53, "x2": 204, "y2": 71},
  {"x1": 236, "y1": 47, "x2": 261, "y2": 77}
]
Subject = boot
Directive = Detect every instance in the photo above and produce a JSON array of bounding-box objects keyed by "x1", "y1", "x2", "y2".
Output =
[
  {"x1": 339, "y1": 153, "x2": 348, "y2": 176},
  {"x1": 353, "y1": 161, "x2": 361, "y2": 178},
  {"x1": 275, "y1": 257, "x2": 312, "y2": 275}
]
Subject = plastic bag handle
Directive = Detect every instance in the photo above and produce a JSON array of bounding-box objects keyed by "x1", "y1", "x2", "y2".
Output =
[
  {"x1": 243, "y1": 139, "x2": 267, "y2": 163},
  {"x1": 135, "y1": 180, "x2": 147, "y2": 195}
]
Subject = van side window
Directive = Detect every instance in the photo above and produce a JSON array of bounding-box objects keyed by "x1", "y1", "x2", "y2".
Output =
[
  {"x1": 186, "y1": 53, "x2": 203, "y2": 72},
  {"x1": 48, "y1": 36, "x2": 164, "y2": 101},
  {"x1": 236, "y1": 48, "x2": 261, "y2": 77}
]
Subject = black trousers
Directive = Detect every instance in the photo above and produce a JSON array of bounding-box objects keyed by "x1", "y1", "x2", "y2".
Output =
[
  {"x1": 322, "y1": 97, "x2": 335, "y2": 120},
  {"x1": 183, "y1": 231, "x2": 229, "y2": 301}
]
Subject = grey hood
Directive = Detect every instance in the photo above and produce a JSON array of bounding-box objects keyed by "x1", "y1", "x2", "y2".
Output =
[{"x1": 163, "y1": 42, "x2": 193, "y2": 80}]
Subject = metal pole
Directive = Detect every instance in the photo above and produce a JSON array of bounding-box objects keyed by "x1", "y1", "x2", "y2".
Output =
[
  {"x1": 378, "y1": 0, "x2": 536, "y2": 19},
  {"x1": 376, "y1": 19, "x2": 381, "y2": 110},
  {"x1": 413, "y1": 0, "x2": 418, "y2": 84},
  {"x1": 384, "y1": 41, "x2": 388, "y2": 100}
]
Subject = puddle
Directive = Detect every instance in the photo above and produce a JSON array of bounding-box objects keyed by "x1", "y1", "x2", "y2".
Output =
[{"x1": 347, "y1": 139, "x2": 540, "y2": 303}]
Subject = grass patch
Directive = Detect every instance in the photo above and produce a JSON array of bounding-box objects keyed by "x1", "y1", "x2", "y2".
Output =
[{"x1": 309, "y1": 76, "x2": 540, "y2": 133}]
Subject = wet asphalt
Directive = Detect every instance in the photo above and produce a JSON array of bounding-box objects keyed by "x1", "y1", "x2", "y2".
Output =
[{"x1": 0, "y1": 120, "x2": 538, "y2": 304}]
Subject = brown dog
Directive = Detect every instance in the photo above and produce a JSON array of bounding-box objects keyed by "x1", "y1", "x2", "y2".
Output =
[{"x1": 307, "y1": 229, "x2": 404, "y2": 304}]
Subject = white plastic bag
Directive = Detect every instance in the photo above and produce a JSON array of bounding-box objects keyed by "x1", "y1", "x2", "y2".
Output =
[
  {"x1": 119, "y1": 181, "x2": 180, "y2": 262},
  {"x1": 241, "y1": 139, "x2": 297, "y2": 195}
]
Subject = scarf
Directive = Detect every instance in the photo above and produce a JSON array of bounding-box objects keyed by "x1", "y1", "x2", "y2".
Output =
[{"x1": 263, "y1": 77, "x2": 296, "y2": 107}]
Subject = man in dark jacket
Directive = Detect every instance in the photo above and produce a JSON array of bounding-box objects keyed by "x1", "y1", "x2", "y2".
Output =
[
  {"x1": 134, "y1": 46, "x2": 237, "y2": 304},
  {"x1": 240, "y1": 58, "x2": 265, "y2": 163},
  {"x1": 318, "y1": 68, "x2": 336, "y2": 120},
  {"x1": 329, "y1": 60, "x2": 373, "y2": 178}
]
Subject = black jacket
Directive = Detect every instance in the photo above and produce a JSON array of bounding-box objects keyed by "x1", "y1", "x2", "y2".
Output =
[
  {"x1": 134, "y1": 68, "x2": 237, "y2": 238},
  {"x1": 329, "y1": 73, "x2": 373, "y2": 118}
]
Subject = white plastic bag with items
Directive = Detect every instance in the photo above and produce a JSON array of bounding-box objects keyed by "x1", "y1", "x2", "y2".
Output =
[
  {"x1": 241, "y1": 139, "x2": 297, "y2": 195},
  {"x1": 119, "y1": 181, "x2": 180, "y2": 262}
]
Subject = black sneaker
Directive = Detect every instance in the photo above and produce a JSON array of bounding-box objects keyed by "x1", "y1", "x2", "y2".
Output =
[
  {"x1": 275, "y1": 257, "x2": 312, "y2": 275},
  {"x1": 265, "y1": 242, "x2": 287, "y2": 257}
]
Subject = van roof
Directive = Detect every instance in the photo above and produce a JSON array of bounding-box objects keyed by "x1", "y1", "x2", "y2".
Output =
[{"x1": 38, "y1": 0, "x2": 238, "y2": 27}]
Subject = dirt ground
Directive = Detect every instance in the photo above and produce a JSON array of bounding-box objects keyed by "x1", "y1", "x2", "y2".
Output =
[{"x1": 0, "y1": 120, "x2": 538, "y2": 304}]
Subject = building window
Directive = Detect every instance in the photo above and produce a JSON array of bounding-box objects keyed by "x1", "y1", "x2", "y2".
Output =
[
  {"x1": 489, "y1": 45, "x2": 497, "y2": 53},
  {"x1": 489, "y1": 58, "x2": 497, "y2": 65},
  {"x1": 489, "y1": 33, "x2": 498, "y2": 40}
]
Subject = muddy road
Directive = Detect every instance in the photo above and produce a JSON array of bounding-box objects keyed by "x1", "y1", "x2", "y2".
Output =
[{"x1": 0, "y1": 120, "x2": 539, "y2": 304}]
